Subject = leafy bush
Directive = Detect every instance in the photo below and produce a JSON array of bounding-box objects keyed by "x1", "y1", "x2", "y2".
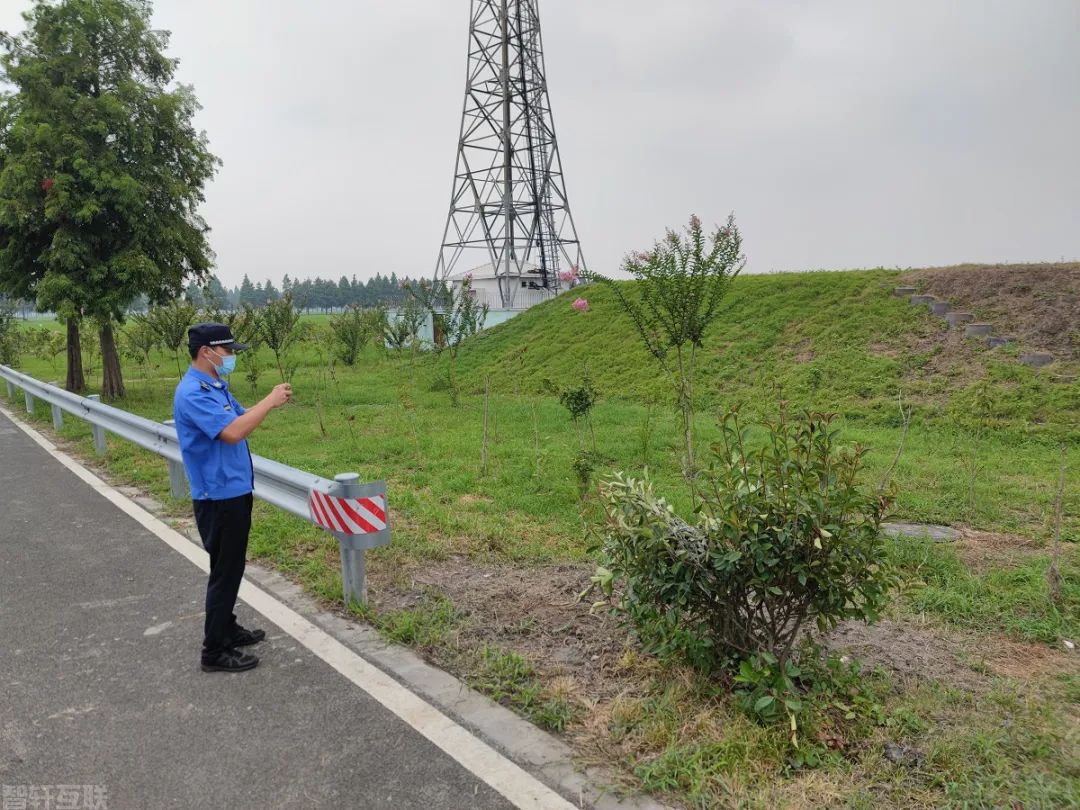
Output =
[
  {"x1": 0, "y1": 303, "x2": 21, "y2": 366},
  {"x1": 730, "y1": 644, "x2": 888, "y2": 749},
  {"x1": 16, "y1": 325, "x2": 64, "y2": 373},
  {"x1": 329, "y1": 304, "x2": 384, "y2": 366},
  {"x1": 592, "y1": 405, "x2": 897, "y2": 675},
  {"x1": 384, "y1": 299, "x2": 426, "y2": 355}
]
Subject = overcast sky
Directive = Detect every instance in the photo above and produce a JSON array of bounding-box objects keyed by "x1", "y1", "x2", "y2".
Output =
[{"x1": 2, "y1": 0, "x2": 1078, "y2": 288}]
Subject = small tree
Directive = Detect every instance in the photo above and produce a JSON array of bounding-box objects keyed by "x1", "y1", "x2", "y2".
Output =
[
  {"x1": 404, "y1": 276, "x2": 488, "y2": 405},
  {"x1": 122, "y1": 314, "x2": 160, "y2": 378},
  {"x1": 329, "y1": 304, "x2": 383, "y2": 366},
  {"x1": 79, "y1": 317, "x2": 99, "y2": 379},
  {"x1": 555, "y1": 367, "x2": 599, "y2": 454},
  {"x1": 384, "y1": 298, "x2": 426, "y2": 359},
  {"x1": 212, "y1": 303, "x2": 265, "y2": 397},
  {"x1": 584, "y1": 215, "x2": 743, "y2": 503},
  {"x1": 25, "y1": 326, "x2": 66, "y2": 374},
  {"x1": 257, "y1": 291, "x2": 304, "y2": 382},
  {"x1": 143, "y1": 299, "x2": 197, "y2": 378}
]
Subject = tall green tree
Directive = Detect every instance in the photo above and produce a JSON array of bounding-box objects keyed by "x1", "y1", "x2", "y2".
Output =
[
  {"x1": 0, "y1": 0, "x2": 218, "y2": 396},
  {"x1": 238, "y1": 273, "x2": 256, "y2": 307}
]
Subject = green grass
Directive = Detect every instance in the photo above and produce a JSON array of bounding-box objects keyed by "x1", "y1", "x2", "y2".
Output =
[
  {"x1": 604, "y1": 667, "x2": 1079, "y2": 809},
  {"x1": 466, "y1": 646, "x2": 581, "y2": 733},
  {"x1": 891, "y1": 537, "x2": 1080, "y2": 642},
  {"x1": 7, "y1": 269, "x2": 1078, "y2": 603},
  {"x1": 374, "y1": 594, "x2": 460, "y2": 650},
  {"x1": 5, "y1": 269, "x2": 1079, "y2": 808}
]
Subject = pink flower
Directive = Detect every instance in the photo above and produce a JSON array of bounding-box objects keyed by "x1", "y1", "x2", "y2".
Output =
[
  {"x1": 41, "y1": 178, "x2": 54, "y2": 192},
  {"x1": 572, "y1": 298, "x2": 589, "y2": 312},
  {"x1": 558, "y1": 268, "x2": 578, "y2": 284},
  {"x1": 464, "y1": 271, "x2": 474, "y2": 280}
]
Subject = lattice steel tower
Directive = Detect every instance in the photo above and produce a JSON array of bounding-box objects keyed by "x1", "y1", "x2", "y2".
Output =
[{"x1": 434, "y1": 0, "x2": 586, "y2": 308}]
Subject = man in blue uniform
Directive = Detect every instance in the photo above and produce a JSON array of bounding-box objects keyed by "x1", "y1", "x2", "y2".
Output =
[{"x1": 174, "y1": 323, "x2": 292, "y2": 673}]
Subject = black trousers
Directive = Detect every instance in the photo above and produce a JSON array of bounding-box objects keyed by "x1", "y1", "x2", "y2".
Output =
[{"x1": 192, "y1": 493, "x2": 253, "y2": 658}]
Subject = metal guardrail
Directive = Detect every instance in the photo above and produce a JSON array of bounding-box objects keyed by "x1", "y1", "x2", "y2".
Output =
[{"x1": 0, "y1": 364, "x2": 388, "y2": 603}]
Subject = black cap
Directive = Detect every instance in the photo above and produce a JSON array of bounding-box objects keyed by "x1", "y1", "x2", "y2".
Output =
[{"x1": 187, "y1": 322, "x2": 249, "y2": 352}]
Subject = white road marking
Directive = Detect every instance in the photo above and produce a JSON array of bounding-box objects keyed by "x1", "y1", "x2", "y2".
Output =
[{"x1": 1, "y1": 406, "x2": 578, "y2": 810}]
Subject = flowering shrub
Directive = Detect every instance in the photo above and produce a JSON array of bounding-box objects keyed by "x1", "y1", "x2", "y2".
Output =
[{"x1": 571, "y1": 297, "x2": 589, "y2": 312}]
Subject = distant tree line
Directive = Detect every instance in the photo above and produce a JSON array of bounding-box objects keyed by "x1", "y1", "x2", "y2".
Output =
[{"x1": 180, "y1": 272, "x2": 416, "y2": 313}]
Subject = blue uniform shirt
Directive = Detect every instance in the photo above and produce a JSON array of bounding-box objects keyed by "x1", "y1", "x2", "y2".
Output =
[{"x1": 173, "y1": 367, "x2": 254, "y2": 501}]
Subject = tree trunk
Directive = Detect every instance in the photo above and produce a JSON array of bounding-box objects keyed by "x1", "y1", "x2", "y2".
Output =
[
  {"x1": 65, "y1": 318, "x2": 86, "y2": 393},
  {"x1": 99, "y1": 321, "x2": 125, "y2": 399}
]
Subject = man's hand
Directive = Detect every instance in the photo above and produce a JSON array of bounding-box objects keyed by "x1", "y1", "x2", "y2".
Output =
[
  {"x1": 218, "y1": 383, "x2": 292, "y2": 444},
  {"x1": 265, "y1": 383, "x2": 293, "y2": 409}
]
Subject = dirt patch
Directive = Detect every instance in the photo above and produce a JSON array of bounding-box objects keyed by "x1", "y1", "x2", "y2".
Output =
[
  {"x1": 902, "y1": 262, "x2": 1080, "y2": 361},
  {"x1": 868, "y1": 342, "x2": 901, "y2": 359},
  {"x1": 458, "y1": 493, "x2": 494, "y2": 506},
  {"x1": 984, "y1": 637, "x2": 1075, "y2": 680},
  {"x1": 953, "y1": 527, "x2": 1044, "y2": 573},
  {"x1": 825, "y1": 619, "x2": 988, "y2": 691},
  {"x1": 368, "y1": 557, "x2": 635, "y2": 701},
  {"x1": 826, "y1": 616, "x2": 1077, "y2": 687},
  {"x1": 368, "y1": 555, "x2": 1078, "y2": 706}
]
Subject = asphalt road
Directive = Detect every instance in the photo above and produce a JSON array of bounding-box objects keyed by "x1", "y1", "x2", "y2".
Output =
[{"x1": 0, "y1": 408, "x2": 520, "y2": 810}]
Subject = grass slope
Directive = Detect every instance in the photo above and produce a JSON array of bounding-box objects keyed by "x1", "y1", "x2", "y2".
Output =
[
  {"x1": 455, "y1": 269, "x2": 1076, "y2": 429},
  {"x1": 451, "y1": 268, "x2": 1078, "y2": 536}
]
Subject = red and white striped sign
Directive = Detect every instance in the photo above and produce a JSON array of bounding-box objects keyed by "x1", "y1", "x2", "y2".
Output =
[{"x1": 308, "y1": 491, "x2": 387, "y2": 535}]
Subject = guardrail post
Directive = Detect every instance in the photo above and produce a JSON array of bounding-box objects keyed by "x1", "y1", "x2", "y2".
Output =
[
  {"x1": 334, "y1": 473, "x2": 368, "y2": 605},
  {"x1": 163, "y1": 420, "x2": 187, "y2": 500},
  {"x1": 5, "y1": 380, "x2": 13, "y2": 400},
  {"x1": 87, "y1": 394, "x2": 106, "y2": 455},
  {"x1": 51, "y1": 402, "x2": 63, "y2": 431},
  {"x1": 24, "y1": 389, "x2": 35, "y2": 415}
]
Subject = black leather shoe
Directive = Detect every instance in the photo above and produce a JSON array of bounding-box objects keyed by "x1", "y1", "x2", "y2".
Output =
[
  {"x1": 229, "y1": 624, "x2": 266, "y2": 647},
  {"x1": 201, "y1": 647, "x2": 259, "y2": 673}
]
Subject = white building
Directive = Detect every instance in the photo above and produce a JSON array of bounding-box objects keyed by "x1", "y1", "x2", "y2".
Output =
[
  {"x1": 448, "y1": 261, "x2": 560, "y2": 311},
  {"x1": 385, "y1": 260, "x2": 570, "y2": 349}
]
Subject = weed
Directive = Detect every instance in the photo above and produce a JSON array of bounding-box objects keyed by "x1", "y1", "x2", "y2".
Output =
[{"x1": 467, "y1": 646, "x2": 581, "y2": 732}]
